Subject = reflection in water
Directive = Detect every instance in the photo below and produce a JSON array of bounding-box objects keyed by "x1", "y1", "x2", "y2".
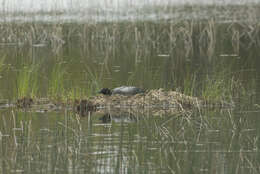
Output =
[
  {"x1": 0, "y1": 109, "x2": 259, "y2": 173},
  {"x1": 99, "y1": 112, "x2": 137, "y2": 124}
]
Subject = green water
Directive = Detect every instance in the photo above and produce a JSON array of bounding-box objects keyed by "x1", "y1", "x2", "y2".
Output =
[{"x1": 0, "y1": 4, "x2": 260, "y2": 174}]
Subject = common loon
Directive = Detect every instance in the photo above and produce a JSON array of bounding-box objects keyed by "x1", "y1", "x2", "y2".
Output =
[{"x1": 99, "y1": 86, "x2": 145, "y2": 96}]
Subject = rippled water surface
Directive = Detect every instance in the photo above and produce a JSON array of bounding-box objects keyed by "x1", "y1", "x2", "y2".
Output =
[{"x1": 0, "y1": 1, "x2": 260, "y2": 173}]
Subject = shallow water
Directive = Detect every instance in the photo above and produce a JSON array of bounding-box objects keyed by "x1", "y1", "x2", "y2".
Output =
[
  {"x1": 0, "y1": 2, "x2": 260, "y2": 174},
  {"x1": 0, "y1": 109, "x2": 259, "y2": 173}
]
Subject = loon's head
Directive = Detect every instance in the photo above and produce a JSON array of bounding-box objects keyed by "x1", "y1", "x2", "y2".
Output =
[{"x1": 99, "y1": 88, "x2": 112, "y2": 96}]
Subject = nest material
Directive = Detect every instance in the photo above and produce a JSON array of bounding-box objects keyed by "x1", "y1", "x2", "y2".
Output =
[
  {"x1": 15, "y1": 89, "x2": 205, "y2": 115},
  {"x1": 16, "y1": 97, "x2": 34, "y2": 108},
  {"x1": 74, "y1": 99, "x2": 96, "y2": 116},
  {"x1": 91, "y1": 89, "x2": 202, "y2": 110}
]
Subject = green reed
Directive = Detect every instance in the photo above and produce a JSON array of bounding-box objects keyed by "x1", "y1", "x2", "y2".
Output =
[
  {"x1": 201, "y1": 74, "x2": 233, "y2": 102},
  {"x1": 0, "y1": 55, "x2": 6, "y2": 98},
  {"x1": 48, "y1": 62, "x2": 66, "y2": 100},
  {"x1": 0, "y1": 55, "x2": 5, "y2": 74},
  {"x1": 46, "y1": 61, "x2": 103, "y2": 100},
  {"x1": 83, "y1": 64, "x2": 102, "y2": 97},
  {"x1": 16, "y1": 64, "x2": 39, "y2": 98},
  {"x1": 67, "y1": 87, "x2": 87, "y2": 100}
]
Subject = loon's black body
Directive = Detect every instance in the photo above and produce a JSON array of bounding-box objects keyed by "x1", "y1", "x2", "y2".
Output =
[{"x1": 99, "y1": 86, "x2": 144, "y2": 96}]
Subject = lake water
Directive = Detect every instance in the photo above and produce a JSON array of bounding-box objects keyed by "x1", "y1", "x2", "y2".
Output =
[
  {"x1": 1, "y1": 0, "x2": 259, "y2": 12},
  {"x1": 0, "y1": 1, "x2": 260, "y2": 174},
  {"x1": 1, "y1": 0, "x2": 260, "y2": 22}
]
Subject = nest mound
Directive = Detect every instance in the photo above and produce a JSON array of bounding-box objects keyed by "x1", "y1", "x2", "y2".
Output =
[
  {"x1": 14, "y1": 89, "x2": 232, "y2": 116},
  {"x1": 91, "y1": 89, "x2": 202, "y2": 110}
]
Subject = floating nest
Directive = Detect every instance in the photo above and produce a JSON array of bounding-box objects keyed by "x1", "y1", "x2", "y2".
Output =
[
  {"x1": 16, "y1": 97, "x2": 62, "y2": 112},
  {"x1": 16, "y1": 97, "x2": 34, "y2": 108},
  {"x1": 74, "y1": 99, "x2": 97, "y2": 116},
  {"x1": 91, "y1": 88, "x2": 202, "y2": 109},
  {"x1": 14, "y1": 89, "x2": 233, "y2": 116}
]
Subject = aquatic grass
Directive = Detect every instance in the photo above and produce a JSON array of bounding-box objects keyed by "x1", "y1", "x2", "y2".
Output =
[
  {"x1": 0, "y1": 22, "x2": 65, "y2": 49},
  {"x1": 183, "y1": 73, "x2": 197, "y2": 97},
  {"x1": 49, "y1": 62, "x2": 103, "y2": 100},
  {"x1": 83, "y1": 64, "x2": 103, "y2": 96},
  {"x1": 200, "y1": 71, "x2": 246, "y2": 104},
  {"x1": 67, "y1": 87, "x2": 87, "y2": 100},
  {"x1": 48, "y1": 62, "x2": 66, "y2": 101},
  {"x1": 0, "y1": 55, "x2": 6, "y2": 98},
  {"x1": 202, "y1": 77, "x2": 226, "y2": 101},
  {"x1": 0, "y1": 55, "x2": 6, "y2": 74},
  {"x1": 16, "y1": 64, "x2": 39, "y2": 99},
  {"x1": 144, "y1": 110, "x2": 258, "y2": 173},
  {"x1": 0, "y1": 16, "x2": 259, "y2": 53}
]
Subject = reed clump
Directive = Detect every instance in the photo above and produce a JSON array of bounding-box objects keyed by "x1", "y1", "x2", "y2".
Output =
[
  {"x1": 180, "y1": 67, "x2": 251, "y2": 106},
  {"x1": 16, "y1": 65, "x2": 39, "y2": 99},
  {"x1": 0, "y1": 19, "x2": 259, "y2": 54},
  {"x1": 0, "y1": 55, "x2": 6, "y2": 74},
  {"x1": 46, "y1": 62, "x2": 102, "y2": 102},
  {"x1": 47, "y1": 62, "x2": 66, "y2": 101}
]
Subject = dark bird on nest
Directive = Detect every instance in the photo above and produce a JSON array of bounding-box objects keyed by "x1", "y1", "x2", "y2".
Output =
[{"x1": 99, "y1": 86, "x2": 145, "y2": 96}]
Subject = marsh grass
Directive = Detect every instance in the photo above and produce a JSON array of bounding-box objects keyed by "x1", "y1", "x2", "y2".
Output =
[
  {"x1": 200, "y1": 66, "x2": 256, "y2": 105},
  {"x1": 83, "y1": 64, "x2": 103, "y2": 97},
  {"x1": 0, "y1": 10, "x2": 258, "y2": 103},
  {"x1": 0, "y1": 56, "x2": 6, "y2": 98},
  {"x1": 16, "y1": 64, "x2": 39, "y2": 99},
  {"x1": 201, "y1": 74, "x2": 235, "y2": 102},
  {"x1": 1, "y1": 18, "x2": 259, "y2": 54},
  {"x1": 67, "y1": 87, "x2": 87, "y2": 100},
  {"x1": 48, "y1": 62, "x2": 66, "y2": 101},
  {"x1": 0, "y1": 55, "x2": 5, "y2": 74},
  {"x1": 180, "y1": 67, "x2": 251, "y2": 105},
  {"x1": 46, "y1": 62, "x2": 103, "y2": 101},
  {"x1": 183, "y1": 73, "x2": 197, "y2": 97}
]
